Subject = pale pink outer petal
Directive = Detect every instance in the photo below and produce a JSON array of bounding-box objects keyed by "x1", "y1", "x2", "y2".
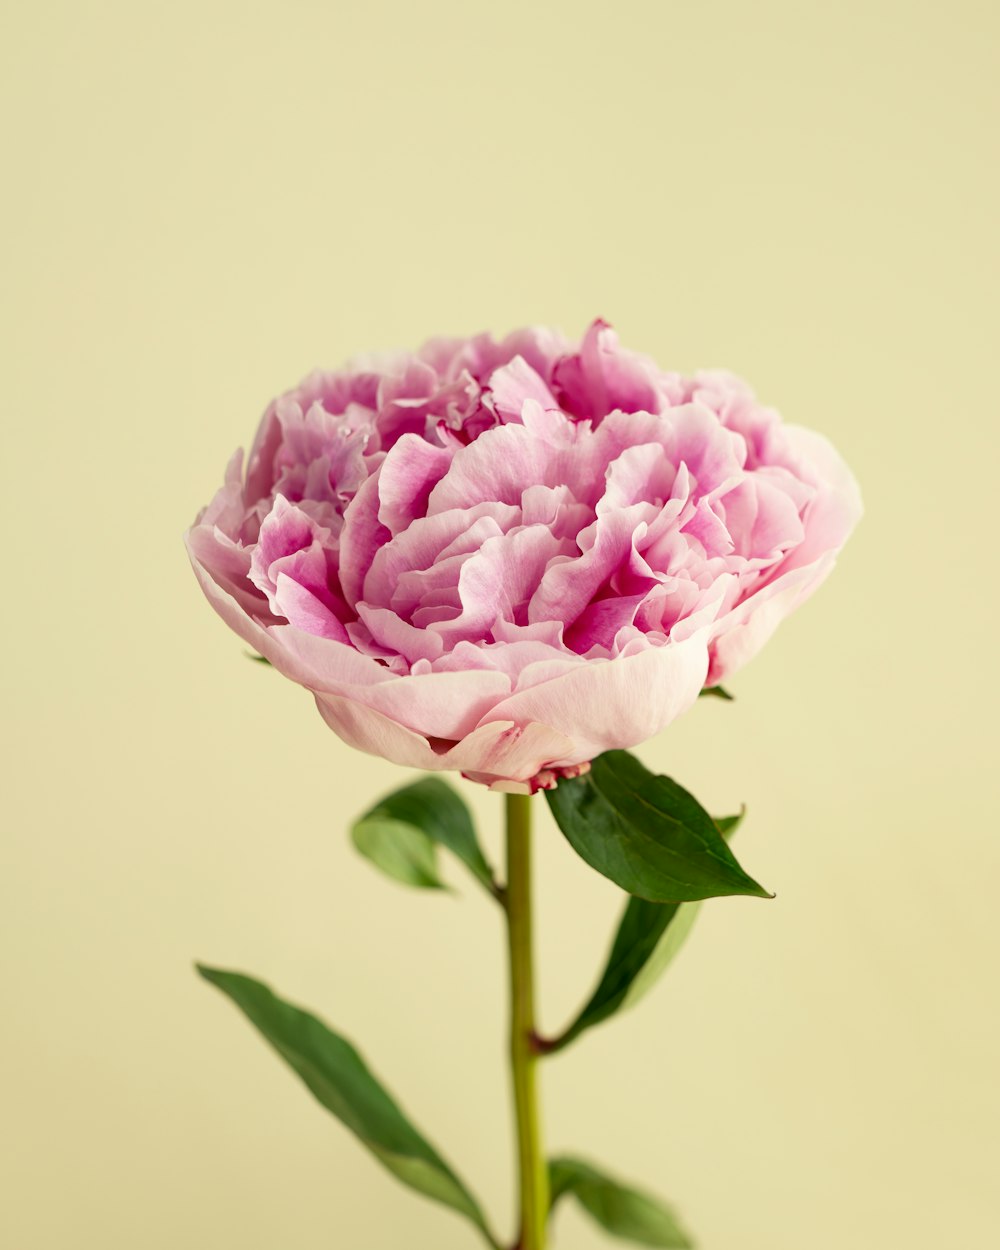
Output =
[
  {"x1": 453, "y1": 721, "x2": 580, "y2": 790},
  {"x1": 186, "y1": 524, "x2": 282, "y2": 622},
  {"x1": 707, "y1": 556, "x2": 836, "y2": 686},
  {"x1": 186, "y1": 539, "x2": 345, "y2": 688},
  {"x1": 480, "y1": 632, "x2": 711, "y2": 762},
  {"x1": 314, "y1": 690, "x2": 450, "y2": 771},
  {"x1": 195, "y1": 449, "x2": 247, "y2": 530},
  {"x1": 265, "y1": 623, "x2": 396, "y2": 690},
  {"x1": 333, "y1": 668, "x2": 512, "y2": 741},
  {"x1": 264, "y1": 619, "x2": 516, "y2": 741},
  {"x1": 313, "y1": 693, "x2": 577, "y2": 786},
  {"x1": 470, "y1": 777, "x2": 538, "y2": 795},
  {"x1": 706, "y1": 425, "x2": 862, "y2": 685},
  {"x1": 776, "y1": 424, "x2": 864, "y2": 572},
  {"x1": 189, "y1": 536, "x2": 516, "y2": 740},
  {"x1": 446, "y1": 720, "x2": 578, "y2": 782},
  {"x1": 251, "y1": 628, "x2": 707, "y2": 787},
  {"x1": 186, "y1": 541, "x2": 394, "y2": 690}
]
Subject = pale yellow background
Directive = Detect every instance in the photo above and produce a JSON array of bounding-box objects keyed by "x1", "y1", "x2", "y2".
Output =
[{"x1": 3, "y1": 2, "x2": 997, "y2": 1247}]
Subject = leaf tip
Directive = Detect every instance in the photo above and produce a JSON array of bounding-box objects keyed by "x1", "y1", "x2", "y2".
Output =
[{"x1": 195, "y1": 962, "x2": 234, "y2": 989}]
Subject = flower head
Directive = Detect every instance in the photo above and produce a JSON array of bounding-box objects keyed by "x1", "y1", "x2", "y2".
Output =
[{"x1": 187, "y1": 320, "x2": 861, "y2": 790}]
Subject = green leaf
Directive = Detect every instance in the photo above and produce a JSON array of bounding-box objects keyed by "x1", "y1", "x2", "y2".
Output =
[
  {"x1": 246, "y1": 652, "x2": 271, "y2": 665},
  {"x1": 699, "y1": 684, "x2": 733, "y2": 700},
  {"x1": 714, "y1": 810, "x2": 744, "y2": 837},
  {"x1": 197, "y1": 966, "x2": 498, "y2": 1246},
  {"x1": 545, "y1": 751, "x2": 769, "y2": 903},
  {"x1": 549, "y1": 1156, "x2": 693, "y2": 1247},
  {"x1": 351, "y1": 818, "x2": 447, "y2": 890},
  {"x1": 549, "y1": 896, "x2": 694, "y2": 1050},
  {"x1": 546, "y1": 810, "x2": 746, "y2": 1052},
  {"x1": 351, "y1": 777, "x2": 496, "y2": 894}
]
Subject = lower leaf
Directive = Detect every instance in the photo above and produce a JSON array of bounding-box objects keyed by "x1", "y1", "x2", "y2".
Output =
[
  {"x1": 546, "y1": 811, "x2": 746, "y2": 1052},
  {"x1": 197, "y1": 965, "x2": 497, "y2": 1246},
  {"x1": 549, "y1": 1156, "x2": 693, "y2": 1248},
  {"x1": 350, "y1": 776, "x2": 496, "y2": 895}
]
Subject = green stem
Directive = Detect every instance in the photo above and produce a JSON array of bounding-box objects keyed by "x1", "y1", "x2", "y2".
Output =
[{"x1": 504, "y1": 792, "x2": 549, "y2": 1250}]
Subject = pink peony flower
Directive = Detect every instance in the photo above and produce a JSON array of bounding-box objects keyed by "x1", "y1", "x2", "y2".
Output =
[{"x1": 186, "y1": 320, "x2": 861, "y2": 791}]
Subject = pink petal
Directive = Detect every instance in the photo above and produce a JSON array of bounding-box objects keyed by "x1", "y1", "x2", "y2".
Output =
[
  {"x1": 356, "y1": 604, "x2": 445, "y2": 666},
  {"x1": 528, "y1": 506, "x2": 655, "y2": 635},
  {"x1": 487, "y1": 355, "x2": 559, "y2": 422},
  {"x1": 338, "y1": 472, "x2": 391, "y2": 608},
  {"x1": 377, "y1": 434, "x2": 454, "y2": 534},
  {"x1": 185, "y1": 523, "x2": 280, "y2": 624},
  {"x1": 553, "y1": 319, "x2": 663, "y2": 420},
  {"x1": 364, "y1": 502, "x2": 519, "y2": 605},
  {"x1": 707, "y1": 556, "x2": 835, "y2": 685},
  {"x1": 431, "y1": 525, "x2": 568, "y2": 644},
  {"x1": 339, "y1": 668, "x2": 512, "y2": 741},
  {"x1": 426, "y1": 421, "x2": 559, "y2": 513},
  {"x1": 482, "y1": 631, "x2": 711, "y2": 762},
  {"x1": 272, "y1": 573, "x2": 350, "y2": 642}
]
